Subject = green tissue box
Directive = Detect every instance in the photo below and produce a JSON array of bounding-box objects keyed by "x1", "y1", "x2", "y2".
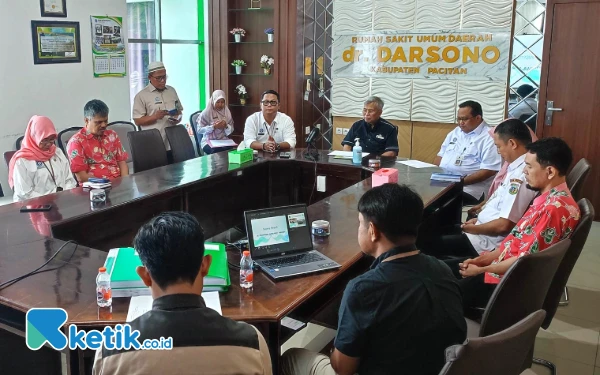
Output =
[{"x1": 228, "y1": 148, "x2": 253, "y2": 164}]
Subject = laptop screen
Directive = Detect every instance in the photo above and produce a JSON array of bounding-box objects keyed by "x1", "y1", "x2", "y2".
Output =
[{"x1": 244, "y1": 204, "x2": 313, "y2": 259}]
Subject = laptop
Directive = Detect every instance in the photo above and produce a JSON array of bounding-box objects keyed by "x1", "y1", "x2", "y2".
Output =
[{"x1": 244, "y1": 204, "x2": 341, "y2": 280}]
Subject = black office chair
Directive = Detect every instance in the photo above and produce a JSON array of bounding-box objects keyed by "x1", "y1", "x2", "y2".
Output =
[
  {"x1": 566, "y1": 158, "x2": 591, "y2": 201},
  {"x1": 165, "y1": 125, "x2": 197, "y2": 163},
  {"x1": 189, "y1": 110, "x2": 203, "y2": 156},
  {"x1": 57, "y1": 127, "x2": 83, "y2": 154},
  {"x1": 466, "y1": 239, "x2": 570, "y2": 372},
  {"x1": 3, "y1": 151, "x2": 16, "y2": 168},
  {"x1": 127, "y1": 129, "x2": 168, "y2": 173},
  {"x1": 108, "y1": 121, "x2": 137, "y2": 172},
  {"x1": 532, "y1": 199, "x2": 595, "y2": 375},
  {"x1": 0, "y1": 181, "x2": 3, "y2": 197},
  {"x1": 15, "y1": 136, "x2": 24, "y2": 150},
  {"x1": 440, "y1": 310, "x2": 546, "y2": 375}
]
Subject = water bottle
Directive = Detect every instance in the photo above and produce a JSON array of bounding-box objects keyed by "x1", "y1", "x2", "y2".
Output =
[
  {"x1": 96, "y1": 267, "x2": 112, "y2": 307},
  {"x1": 352, "y1": 138, "x2": 362, "y2": 164},
  {"x1": 240, "y1": 251, "x2": 254, "y2": 289}
]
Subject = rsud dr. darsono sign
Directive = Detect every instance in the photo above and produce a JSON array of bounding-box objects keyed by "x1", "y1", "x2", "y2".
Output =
[{"x1": 332, "y1": 30, "x2": 511, "y2": 81}]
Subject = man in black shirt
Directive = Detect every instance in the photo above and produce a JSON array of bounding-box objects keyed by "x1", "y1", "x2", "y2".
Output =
[
  {"x1": 341, "y1": 96, "x2": 399, "y2": 156},
  {"x1": 282, "y1": 184, "x2": 466, "y2": 375}
]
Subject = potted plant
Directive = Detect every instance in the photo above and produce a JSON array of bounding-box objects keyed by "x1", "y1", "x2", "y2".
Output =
[
  {"x1": 264, "y1": 28, "x2": 274, "y2": 43},
  {"x1": 231, "y1": 59, "x2": 247, "y2": 75},
  {"x1": 260, "y1": 55, "x2": 275, "y2": 75},
  {"x1": 230, "y1": 28, "x2": 246, "y2": 43},
  {"x1": 235, "y1": 84, "x2": 248, "y2": 105}
]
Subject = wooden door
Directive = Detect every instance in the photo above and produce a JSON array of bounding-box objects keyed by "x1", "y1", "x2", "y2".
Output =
[{"x1": 537, "y1": 0, "x2": 600, "y2": 219}]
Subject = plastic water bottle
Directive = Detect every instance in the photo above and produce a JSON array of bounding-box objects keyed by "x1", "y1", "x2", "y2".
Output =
[
  {"x1": 96, "y1": 267, "x2": 112, "y2": 307},
  {"x1": 240, "y1": 251, "x2": 254, "y2": 289}
]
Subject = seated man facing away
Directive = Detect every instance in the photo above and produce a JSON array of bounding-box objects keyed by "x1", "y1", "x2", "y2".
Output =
[
  {"x1": 434, "y1": 100, "x2": 502, "y2": 205},
  {"x1": 93, "y1": 212, "x2": 272, "y2": 375},
  {"x1": 341, "y1": 96, "x2": 399, "y2": 157},
  {"x1": 424, "y1": 119, "x2": 537, "y2": 258},
  {"x1": 282, "y1": 184, "x2": 466, "y2": 375},
  {"x1": 452, "y1": 137, "x2": 580, "y2": 309},
  {"x1": 67, "y1": 99, "x2": 129, "y2": 183}
]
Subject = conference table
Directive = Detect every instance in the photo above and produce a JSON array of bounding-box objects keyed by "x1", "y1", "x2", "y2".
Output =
[{"x1": 0, "y1": 149, "x2": 462, "y2": 375}]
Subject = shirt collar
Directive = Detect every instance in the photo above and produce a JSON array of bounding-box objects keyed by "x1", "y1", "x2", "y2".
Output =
[
  {"x1": 370, "y1": 243, "x2": 418, "y2": 269},
  {"x1": 152, "y1": 293, "x2": 206, "y2": 311},
  {"x1": 261, "y1": 112, "x2": 279, "y2": 127},
  {"x1": 507, "y1": 154, "x2": 527, "y2": 172},
  {"x1": 532, "y1": 182, "x2": 569, "y2": 206},
  {"x1": 364, "y1": 118, "x2": 382, "y2": 131},
  {"x1": 465, "y1": 121, "x2": 487, "y2": 136}
]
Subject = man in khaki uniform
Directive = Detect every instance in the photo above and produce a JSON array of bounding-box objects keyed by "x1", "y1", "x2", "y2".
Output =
[{"x1": 133, "y1": 61, "x2": 184, "y2": 161}]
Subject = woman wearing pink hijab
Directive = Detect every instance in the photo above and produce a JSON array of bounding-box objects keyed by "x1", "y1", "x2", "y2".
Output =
[
  {"x1": 9, "y1": 116, "x2": 77, "y2": 202},
  {"x1": 196, "y1": 90, "x2": 235, "y2": 154},
  {"x1": 468, "y1": 123, "x2": 537, "y2": 217}
]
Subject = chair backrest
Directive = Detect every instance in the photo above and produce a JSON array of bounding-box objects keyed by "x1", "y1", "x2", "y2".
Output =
[
  {"x1": 542, "y1": 199, "x2": 595, "y2": 328},
  {"x1": 107, "y1": 121, "x2": 137, "y2": 163},
  {"x1": 127, "y1": 129, "x2": 168, "y2": 173},
  {"x1": 15, "y1": 136, "x2": 24, "y2": 150},
  {"x1": 440, "y1": 310, "x2": 546, "y2": 375},
  {"x1": 479, "y1": 239, "x2": 570, "y2": 337},
  {"x1": 165, "y1": 125, "x2": 196, "y2": 163},
  {"x1": 189, "y1": 110, "x2": 203, "y2": 155},
  {"x1": 4, "y1": 151, "x2": 16, "y2": 168},
  {"x1": 566, "y1": 158, "x2": 591, "y2": 201},
  {"x1": 0, "y1": 181, "x2": 3, "y2": 198},
  {"x1": 58, "y1": 127, "x2": 83, "y2": 154}
]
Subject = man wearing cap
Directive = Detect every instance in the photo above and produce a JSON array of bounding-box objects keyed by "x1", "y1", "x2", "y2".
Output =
[{"x1": 133, "y1": 61, "x2": 184, "y2": 161}]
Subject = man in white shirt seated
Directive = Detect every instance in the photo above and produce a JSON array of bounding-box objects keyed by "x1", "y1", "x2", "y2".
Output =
[
  {"x1": 243, "y1": 90, "x2": 296, "y2": 153},
  {"x1": 434, "y1": 100, "x2": 502, "y2": 205},
  {"x1": 509, "y1": 84, "x2": 537, "y2": 121},
  {"x1": 425, "y1": 119, "x2": 536, "y2": 258}
]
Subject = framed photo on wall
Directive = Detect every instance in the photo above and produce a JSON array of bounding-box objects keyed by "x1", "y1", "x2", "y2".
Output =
[
  {"x1": 40, "y1": 0, "x2": 67, "y2": 18},
  {"x1": 31, "y1": 21, "x2": 81, "y2": 64}
]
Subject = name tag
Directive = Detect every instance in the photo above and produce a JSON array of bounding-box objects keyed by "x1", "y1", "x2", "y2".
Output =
[
  {"x1": 454, "y1": 155, "x2": 464, "y2": 166},
  {"x1": 36, "y1": 161, "x2": 45, "y2": 169},
  {"x1": 258, "y1": 128, "x2": 265, "y2": 135}
]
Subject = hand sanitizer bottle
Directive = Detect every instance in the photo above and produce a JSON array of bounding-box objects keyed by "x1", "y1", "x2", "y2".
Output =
[{"x1": 352, "y1": 138, "x2": 362, "y2": 164}]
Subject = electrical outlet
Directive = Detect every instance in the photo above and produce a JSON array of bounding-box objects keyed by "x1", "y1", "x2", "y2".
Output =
[
  {"x1": 305, "y1": 126, "x2": 310, "y2": 134},
  {"x1": 317, "y1": 176, "x2": 326, "y2": 192},
  {"x1": 343, "y1": 128, "x2": 349, "y2": 135},
  {"x1": 335, "y1": 128, "x2": 343, "y2": 135}
]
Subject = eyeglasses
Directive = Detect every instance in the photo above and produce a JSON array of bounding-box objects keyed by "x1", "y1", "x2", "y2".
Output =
[
  {"x1": 151, "y1": 74, "x2": 168, "y2": 82},
  {"x1": 457, "y1": 116, "x2": 474, "y2": 123},
  {"x1": 261, "y1": 100, "x2": 279, "y2": 107}
]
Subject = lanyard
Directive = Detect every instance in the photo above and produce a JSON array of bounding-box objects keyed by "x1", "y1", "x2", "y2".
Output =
[
  {"x1": 382, "y1": 250, "x2": 420, "y2": 263},
  {"x1": 43, "y1": 159, "x2": 63, "y2": 192}
]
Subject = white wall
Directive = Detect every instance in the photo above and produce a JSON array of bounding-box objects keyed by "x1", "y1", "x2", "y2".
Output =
[{"x1": 0, "y1": 0, "x2": 129, "y2": 192}]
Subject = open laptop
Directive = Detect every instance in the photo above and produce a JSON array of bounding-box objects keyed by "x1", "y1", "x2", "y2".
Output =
[{"x1": 244, "y1": 204, "x2": 341, "y2": 280}]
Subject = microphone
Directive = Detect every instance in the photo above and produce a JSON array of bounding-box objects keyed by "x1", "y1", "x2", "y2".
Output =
[{"x1": 305, "y1": 126, "x2": 320, "y2": 144}]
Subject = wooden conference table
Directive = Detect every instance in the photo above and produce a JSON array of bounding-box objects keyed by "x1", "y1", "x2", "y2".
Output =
[{"x1": 0, "y1": 149, "x2": 462, "y2": 375}]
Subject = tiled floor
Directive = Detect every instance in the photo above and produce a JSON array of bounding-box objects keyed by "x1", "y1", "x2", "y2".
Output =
[{"x1": 284, "y1": 222, "x2": 600, "y2": 375}]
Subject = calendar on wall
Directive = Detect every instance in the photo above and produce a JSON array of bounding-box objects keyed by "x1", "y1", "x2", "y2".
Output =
[{"x1": 90, "y1": 16, "x2": 126, "y2": 78}]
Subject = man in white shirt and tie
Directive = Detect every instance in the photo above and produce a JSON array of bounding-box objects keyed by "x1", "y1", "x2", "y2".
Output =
[
  {"x1": 426, "y1": 119, "x2": 536, "y2": 257},
  {"x1": 243, "y1": 90, "x2": 296, "y2": 153},
  {"x1": 434, "y1": 100, "x2": 502, "y2": 205}
]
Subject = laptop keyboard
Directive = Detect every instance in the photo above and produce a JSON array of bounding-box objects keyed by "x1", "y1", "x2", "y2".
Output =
[{"x1": 262, "y1": 253, "x2": 325, "y2": 268}]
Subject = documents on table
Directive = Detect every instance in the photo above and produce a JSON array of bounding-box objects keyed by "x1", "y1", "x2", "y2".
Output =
[
  {"x1": 208, "y1": 139, "x2": 237, "y2": 148},
  {"x1": 430, "y1": 173, "x2": 462, "y2": 182},
  {"x1": 397, "y1": 160, "x2": 437, "y2": 169},
  {"x1": 327, "y1": 151, "x2": 369, "y2": 158},
  {"x1": 126, "y1": 292, "x2": 223, "y2": 322}
]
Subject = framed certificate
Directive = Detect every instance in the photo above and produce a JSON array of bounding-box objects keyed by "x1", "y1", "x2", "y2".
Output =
[
  {"x1": 31, "y1": 20, "x2": 81, "y2": 64},
  {"x1": 40, "y1": 0, "x2": 67, "y2": 18}
]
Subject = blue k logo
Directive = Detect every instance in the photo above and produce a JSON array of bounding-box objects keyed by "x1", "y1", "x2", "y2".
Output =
[{"x1": 26, "y1": 308, "x2": 68, "y2": 350}]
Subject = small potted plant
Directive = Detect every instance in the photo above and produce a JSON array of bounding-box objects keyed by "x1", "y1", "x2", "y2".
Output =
[
  {"x1": 235, "y1": 84, "x2": 248, "y2": 105},
  {"x1": 264, "y1": 28, "x2": 274, "y2": 43},
  {"x1": 231, "y1": 59, "x2": 247, "y2": 75},
  {"x1": 260, "y1": 55, "x2": 274, "y2": 75},
  {"x1": 230, "y1": 28, "x2": 246, "y2": 43}
]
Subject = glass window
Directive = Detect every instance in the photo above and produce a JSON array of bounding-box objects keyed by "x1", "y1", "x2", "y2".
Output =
[{"x1": 127, "y1": 0, "x2": 205, "y2": 124}]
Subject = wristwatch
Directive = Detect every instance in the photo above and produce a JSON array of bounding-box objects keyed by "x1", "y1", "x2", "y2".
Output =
[{"x1": 262, "y1": 143, "x2": 266, "y2": 151}]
